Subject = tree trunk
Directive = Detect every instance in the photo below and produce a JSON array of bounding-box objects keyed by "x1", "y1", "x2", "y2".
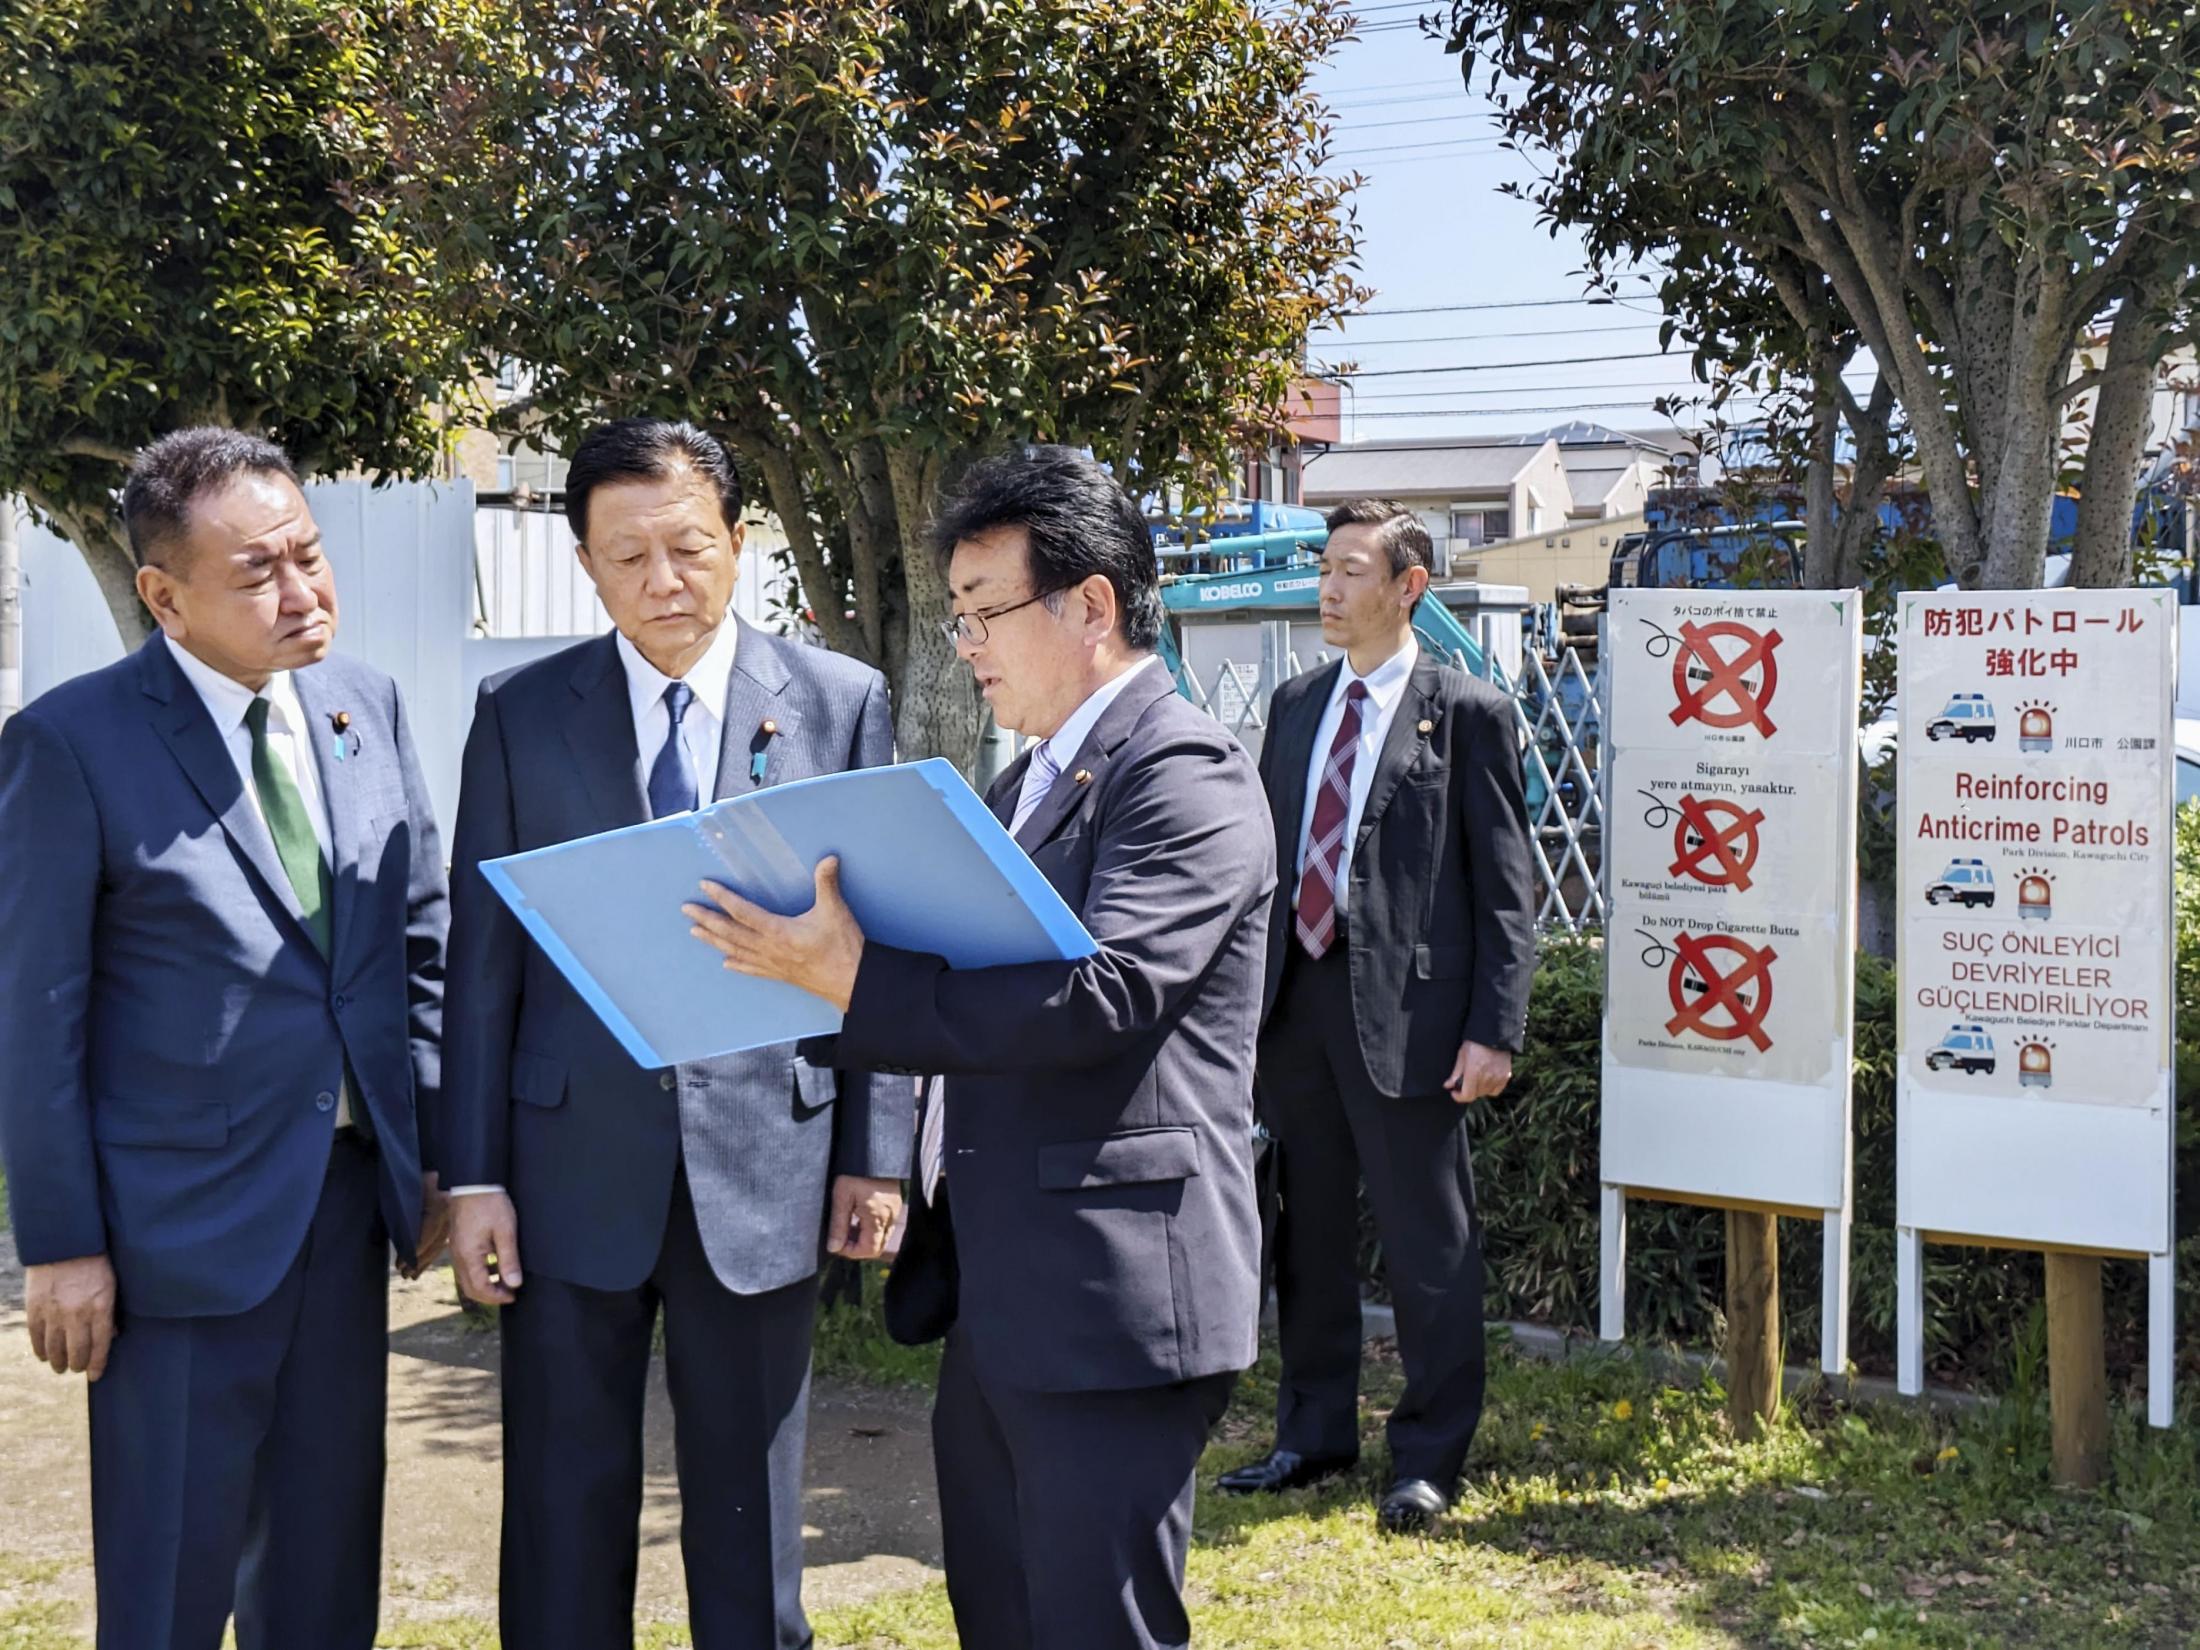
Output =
[
  {"x1": 1802, "y1": 361, "x2": 1841, "y2": 590},
  {"x1": 885, "y1": 445, "x2": 985, "y2": 772},
  {"x1": 2071, "y1": 304, "x2": 2159, "y2": 589},
  {"x1": 23, "y1": 488, "x2": 151, "y2": 652}
]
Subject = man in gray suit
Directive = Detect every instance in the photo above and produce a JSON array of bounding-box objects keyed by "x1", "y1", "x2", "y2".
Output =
[
  {"x1": 689, "y1": 446, "x2": 1274, "y2": 1650},
  {"x1": 442, "y1": 419, "x2": 909, "y2": 1650}
]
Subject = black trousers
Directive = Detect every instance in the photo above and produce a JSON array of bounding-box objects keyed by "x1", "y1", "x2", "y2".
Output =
[
  {"x1": 932, "y1": 1330, "x2": 1234, "y2": 1650},
  {"x1": 89, "y1": 1132, "x2": 388, "y2": 1650},
  {"x1": 1261, "y1": 936, "x2": 1488, "y2": 1490},
  {"x1": 499, "y1": 1162, "x2": 817, "y2": 1650}
]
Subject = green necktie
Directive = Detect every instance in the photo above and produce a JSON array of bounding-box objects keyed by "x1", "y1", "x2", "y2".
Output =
[{"x1": 244, "y1": 696, "x2": 334, "y2": 958}]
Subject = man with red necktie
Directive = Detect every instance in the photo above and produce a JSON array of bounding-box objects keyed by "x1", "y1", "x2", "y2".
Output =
[{"x1": 1217, "y1": 497, "x2": 1537, "y2": 1533}]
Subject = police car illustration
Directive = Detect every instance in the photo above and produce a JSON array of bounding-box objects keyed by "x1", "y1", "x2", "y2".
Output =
[
  {"x1": 1925, "y1": 1025, "x2": 1997, "y2": 1076},
  {"x1": 1924, "y1": 858, "x2": 1995, "y2": 909},
  {"x1": 1925, "y1": 693, "x2": 1997, "y2": 743}
]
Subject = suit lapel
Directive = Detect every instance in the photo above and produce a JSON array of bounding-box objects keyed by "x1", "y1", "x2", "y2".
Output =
[
  {"x1": 1012, "y1": 664, "x2": 1175, "y2": 854},
  {"x1": 1353, "y1": 653, "x2": 1445, "y2": 853},
  {"x1": 291, "y1": 665, "x2": 364, "y2": 960},
  {"x1": 139, "y1": 637, "x2": 311, "y2": 937},
  {"x1": 563, "y1": 634, "x2": 650, "y2": 829},
  {"x1": 1269, "y1": 660, "x2": 1342, "y2": 871},
  {"x1": 712, "y1": 619, "x2": 801, "y2": 799}
]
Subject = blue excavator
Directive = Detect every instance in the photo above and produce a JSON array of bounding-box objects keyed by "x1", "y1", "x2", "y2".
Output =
[
  {"x1": 1147, "y1": 527, "x2": 1586, "y2": 823},
  {"x1": 1151, "y1": 526, "x2": 1502, "y2": 685}
]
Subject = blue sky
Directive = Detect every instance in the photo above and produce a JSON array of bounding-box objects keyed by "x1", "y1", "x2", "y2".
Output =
[{"x1": 1307, "y1": 11, "x2": 1694, "y2": 443}]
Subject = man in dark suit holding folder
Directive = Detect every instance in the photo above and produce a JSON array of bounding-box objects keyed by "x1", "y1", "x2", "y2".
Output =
[
  {"x1": 688, "y1": 446, "x2": 1274, "y2": 1650},
  {"x1": 443, "y1": 419, "x2": 909, "y2": 1650}
]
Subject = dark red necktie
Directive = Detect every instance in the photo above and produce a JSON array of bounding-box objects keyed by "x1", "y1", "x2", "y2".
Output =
[{"x1": 1295, "y1": 681, "x2": 1368, "y2": 958}]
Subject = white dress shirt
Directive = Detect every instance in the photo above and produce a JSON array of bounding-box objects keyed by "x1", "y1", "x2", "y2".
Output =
[
  {"x1": 616, "y1": 620, "x2": 740, "y2": 806},
  {"x1": 165, "y1": 634, "x2": 351, "y2": 1124},
  {"x1": 1011, "y1": 655, "x2": 1160, "y2": 832},
  {"x1": 1293, "y1": 638, "x2": 1419, "y2": 915},
  {"x1": 452, "y1": 621, "x2": 745, "y2": 1197},
  {"x1": 166, "y1": 634, "x2": 336, "y2": 862},
  {"x1": 918, "y1": 655, "x2": 1162, "y2": 1200}
]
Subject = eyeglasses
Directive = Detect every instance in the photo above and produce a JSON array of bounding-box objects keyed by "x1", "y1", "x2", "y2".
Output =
[{"x1": 938, "y1": 588, "x2": 1059, "y2": 648}]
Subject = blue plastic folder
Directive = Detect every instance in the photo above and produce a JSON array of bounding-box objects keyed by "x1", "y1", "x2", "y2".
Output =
[{"x1": 479, "y1": 757, "x2": 1096, "y2": 1068}]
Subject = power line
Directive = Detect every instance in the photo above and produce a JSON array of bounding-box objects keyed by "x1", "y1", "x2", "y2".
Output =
[
  {"x1": 1335, "y1": 110, "x2": 1502, "y2": 134},
  {"x1": 1322, "y1": 297, "x2": 1662, "y2": 318},
  {"x1": 1341, "y1": 376, "x2": 1712, "y2": 401},
  {"x1": 1329, "y1": 145, "x2": 1516, "y2": 167},
  {"x1": 1327, "y1": 349, "x2": 1676, "y2": 378},
  {"x1": 1303, "y1": 435, "x2": 1695, "y2": 461},
  {"x1": 1324, "y1": 89, "x2": 1478, "y2": 111},
  {"x1": 1332, "y1": 136, "x2": 1506, "y2": 158},
  {"x1": 1352, "y1": 396, "x2": 1780, "y2": 420},
  {"x1": 1310, "y1": 73, "x2": 1461, "y2": 97},
  {"x1": 1338, "y1": 371, "x2": 1877, "y2": 402},
  {"x1": 1309, "y1": 321, "x2": 1659, "y2": 349}
]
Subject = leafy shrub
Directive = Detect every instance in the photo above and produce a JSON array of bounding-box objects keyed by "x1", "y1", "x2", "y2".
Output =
[{"x1": 1415, "y1": 802, "x2": 2200, "y2": 1392}]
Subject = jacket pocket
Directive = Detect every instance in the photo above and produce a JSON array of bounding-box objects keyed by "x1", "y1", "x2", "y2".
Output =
[
  {"x1": 1414, "y1": 943, "x2": 1472, "y2": 980},
  {"x1": 793, "y1": 1060, "x2": 838, "y2": 1115},
  {"x1": 92, "y1": 1098, "x2": 228, "y2": 1149},
  {"x1": 1036, "y1": 1127, "x2": 1202, "y2": 1190},
  {"x1": 510, "y1": 1050, "x2": 567, "y2": 1109}
]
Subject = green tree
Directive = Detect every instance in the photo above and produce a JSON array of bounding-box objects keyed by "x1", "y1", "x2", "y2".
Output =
[
  {"x1": 0, "y1": 0, "x2": 485, "y2": 643},
  {"x1": 1445, "y1": 0, "x2": 2200, "y2": 590},
  {"x1": 384, "y1": 0, "x2": 1363, "y2": 764}
]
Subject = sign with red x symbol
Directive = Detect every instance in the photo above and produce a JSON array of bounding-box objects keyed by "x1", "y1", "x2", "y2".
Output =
[
  {"x1": 1669, "y1": 620, "x2": 1782, "y2": 736},
  {"x1": 1664, "y1": 931, "x2": 1777, "y2": 1053},
  {"x1": 1668, "y1": 795, "x2": 1766, "y2": 892}
]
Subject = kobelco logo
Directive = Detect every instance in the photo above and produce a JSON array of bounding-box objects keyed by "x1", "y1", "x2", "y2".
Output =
[{"x1": 1196, "y1": 583, "x2": 1265, "y2": 604}]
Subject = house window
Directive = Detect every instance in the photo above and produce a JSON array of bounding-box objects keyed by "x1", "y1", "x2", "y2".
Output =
[{"x1": 1449, "y1": 507, "x2": 1511, "y2": 547}]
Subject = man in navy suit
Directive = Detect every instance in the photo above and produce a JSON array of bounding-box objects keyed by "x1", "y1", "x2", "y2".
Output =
[
  {"x1": 689, "y1": 447, "x2": 1274, "y2": 1650},
  {"x1": 1217, "y1": 498, "x2": 1537, "y2": 1532},
  {"x1": 0, "y1": 428, "x2": 450, "y2": 1649},
  {"x1": 442, "y1": 419, "x2": 910, "y2": 1650}
]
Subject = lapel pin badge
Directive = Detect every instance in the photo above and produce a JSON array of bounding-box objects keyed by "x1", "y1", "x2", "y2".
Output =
[
  {"x1": 1417, "y1": 719, "x2": 1435, "y2": 736},
  {"x1": 329, "y1": 710, "x2": 357, "y2": 762},
  {"x1": 750, "y1": 720, "x2": 779, "y2": 783},
  {"x1": 1073, "y1": 768, "x2": 1093, "y2": 786}
]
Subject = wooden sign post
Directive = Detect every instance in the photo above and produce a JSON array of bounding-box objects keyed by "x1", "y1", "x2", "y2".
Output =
[
  {"x1": 1598, "y1": 589, "x2": 1864, "y2": 1432},
  {"x1": 1895, "y1": 590, "x2": 2179, "y2": 1480}
]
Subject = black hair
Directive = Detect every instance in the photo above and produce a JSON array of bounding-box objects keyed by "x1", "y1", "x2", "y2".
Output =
[
  {"x1": 121, "y1": 428, "x2": 299, "y2": 570},
  {"x1": 564, "y1": 418, "x2": 742, "y2": 541},
  {"x1": 1322, "y1": 497, "x2": 1434, "y2": 612},
  {"x1": 1322, "y1": 497, "x2": 1434, "y2": 580},
  {"x1": 929, "y1": 445, "x2": 1163, "y2": 650}
]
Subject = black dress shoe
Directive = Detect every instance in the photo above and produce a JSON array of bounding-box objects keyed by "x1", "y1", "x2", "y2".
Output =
[
  {"x1": 1377, "y1": 1477, "x2": 1449, "y2": 1533},
  {"x1": 1214, "y1": 1448, "x2": 1357, "y2": 1495}
]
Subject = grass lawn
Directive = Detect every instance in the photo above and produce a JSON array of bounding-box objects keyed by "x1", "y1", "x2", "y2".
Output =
[
  {"x1": 5, "y1": 1315, "x2": 2196, "y2": 1650},
  {"x1": 818, "y1": 1332, "x2": 2200, "y2": 1650}
]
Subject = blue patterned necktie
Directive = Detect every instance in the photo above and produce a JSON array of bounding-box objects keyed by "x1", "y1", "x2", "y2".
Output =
[{"x1": 648, "y1": 680, "x2": 699, "y2": 818}]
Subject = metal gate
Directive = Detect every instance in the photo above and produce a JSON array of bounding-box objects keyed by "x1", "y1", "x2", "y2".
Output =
[{"x1": 1173, "y1": 637, "x2": 1606, "y2": 933}]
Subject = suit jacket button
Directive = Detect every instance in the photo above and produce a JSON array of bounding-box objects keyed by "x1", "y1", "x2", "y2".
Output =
[
  {"x1": 659, "y1": 1072, "x2": 676, "y2": 1091},
  {"x1": 331, "y1": 992, "x2": 348, "y2": 1010},
  {"x1": 314, "y1": 1091, "x2": 336, "y2": 1112}
]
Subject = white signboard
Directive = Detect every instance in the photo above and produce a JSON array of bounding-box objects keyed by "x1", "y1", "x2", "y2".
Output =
[
  {"x1": 1599, "y1": 590, "x2": 1863, "y2": 1373},
  {"x1": 1895, "y1": 589, "x2": 2178, "y2": 1424}
]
